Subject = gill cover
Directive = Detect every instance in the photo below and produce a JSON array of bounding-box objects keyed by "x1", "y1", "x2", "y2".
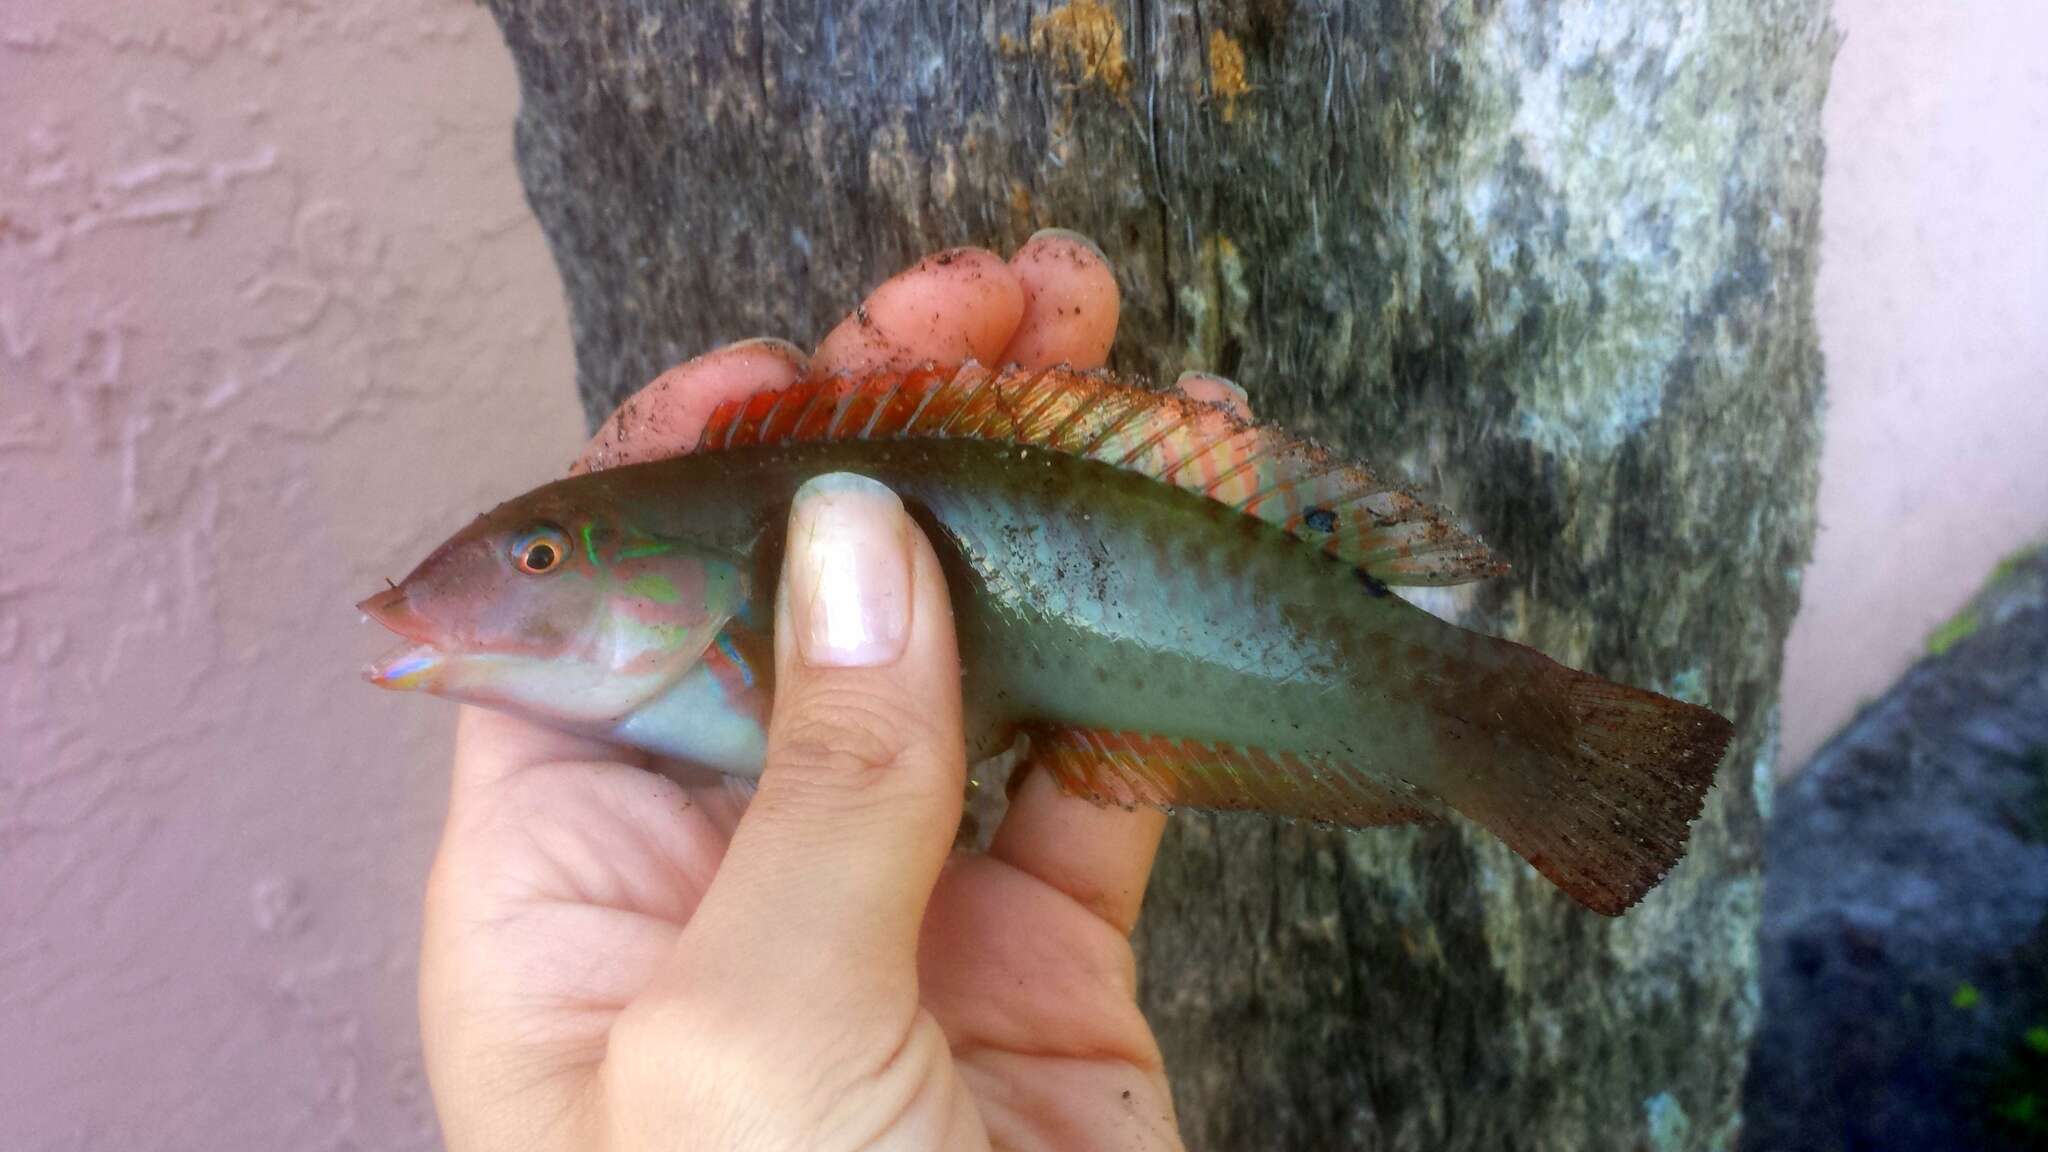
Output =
[
  {"x1": 365, "y1": 508, "x2": 750, "y2": 729},
  {"x1": 489, "y1": 522, "x2": 750, "y2": 723}
]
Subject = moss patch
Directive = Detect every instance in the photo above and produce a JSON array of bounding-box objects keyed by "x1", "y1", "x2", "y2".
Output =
[
  {"x1": 1984, "y1": 1023, "x2": 2048, "y2": 1145},
  {"x1": 1927, "y1": 607, "x2": 1984, "y2": 657},
  {"x1": 1986, "y1": 544, "x2": 2043, "y2": 594}
]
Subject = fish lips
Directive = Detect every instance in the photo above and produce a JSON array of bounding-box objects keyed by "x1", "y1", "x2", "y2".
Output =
[
  {"x1": 358, "y1": 586, "x2": 445, "y2": 690},
  {"x1": 362, "y1": 642, "x2": 444, "y2": 690}
]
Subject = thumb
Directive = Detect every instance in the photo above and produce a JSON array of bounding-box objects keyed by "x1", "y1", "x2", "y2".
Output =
[{"x1": 683, "y1": 472, "x2": 965, "y2": 991}]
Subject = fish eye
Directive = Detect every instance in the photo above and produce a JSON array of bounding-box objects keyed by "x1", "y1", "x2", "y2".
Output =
[{"x1": 512, "y1": 525, "x2": 570, "y2": 575}]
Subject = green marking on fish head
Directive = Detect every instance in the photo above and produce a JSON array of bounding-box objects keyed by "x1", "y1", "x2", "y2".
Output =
[
  {"x1": 593, "y1": 525, "x2": 750, "y2": 685},
  {"x1": 618, "y1": 535, "x2": 680, "y2": 560},
  {"x1": 626, "y1": 572, "x2": 682, "y2": 603},
  {"x1": 361, "y1": 485, "x2": 747, "y2": 726}
]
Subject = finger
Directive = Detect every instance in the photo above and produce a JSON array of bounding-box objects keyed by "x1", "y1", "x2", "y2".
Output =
[
  {"x1": 450, "y1": 703, "x2": 642, "y2": 798},
  {"x1": 919, "y1": 856, "x2": 1159, "y2": 1061},
  {"x1": 1000, "y1": 228, "x2": 1120, "y2": 370},
  {"x1": 988, "y1": 767, "x2": 1167, "y2": 936},
  {"x1": 809, "y1": 247, "x2": 1025, "y2": 378},
  {"x1": 676, "y1": 473, "x2": 964, "y2": 990},
  {"x1": 1173, "y1": 370, "x2": 1252, "y2": 420},
  {"x1": 573, "y1": 337, "x2": 808, "y2": 473}
]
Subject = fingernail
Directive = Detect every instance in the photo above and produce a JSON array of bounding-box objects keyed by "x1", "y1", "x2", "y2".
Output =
[
  {"x1": 787, "y1": 473, "x2": 912, "y2": 668},
  {"x1": 1026, "y1": 227, "x2": 1107, "y2": 262},
  {"x1": 724, "y1": 336, "x2": 810, "y2": 368}
]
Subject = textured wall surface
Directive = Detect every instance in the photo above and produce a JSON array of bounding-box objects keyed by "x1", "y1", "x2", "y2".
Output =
[
  {"x1": 1782, "y1": 0, "x2": 2048, "y2": 771},
  {"x1": 0, "y1": 2, "x2": 578, "y2": 1149}
]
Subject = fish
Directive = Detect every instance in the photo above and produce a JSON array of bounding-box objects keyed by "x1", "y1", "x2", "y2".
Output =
[{"x1": 360, "y1": 364, "x2": 1734, "y2": 915}]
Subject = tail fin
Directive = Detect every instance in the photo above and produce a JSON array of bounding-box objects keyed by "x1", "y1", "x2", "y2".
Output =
[{"x1": 1439, "y1": 668, "x2": 1734, "y2": 915}]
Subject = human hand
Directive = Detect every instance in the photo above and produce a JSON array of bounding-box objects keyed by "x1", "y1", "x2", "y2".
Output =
[{"x1": 418, "y1": 232, "x2": 1250, "y2": 1150}]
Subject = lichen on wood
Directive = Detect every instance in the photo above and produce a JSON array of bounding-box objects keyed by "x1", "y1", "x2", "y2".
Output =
[{"x1": 483, "y1": 2, "x2": 1835, "y2": 1146}]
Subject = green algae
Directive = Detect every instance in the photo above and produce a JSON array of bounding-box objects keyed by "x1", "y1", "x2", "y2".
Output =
[{"x1": 1927, "y1": 608, "x2": 1984, "y2": 657}]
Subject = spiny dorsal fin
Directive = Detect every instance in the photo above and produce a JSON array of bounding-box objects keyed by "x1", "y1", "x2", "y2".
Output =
[
  {"x1": 1027, "y1": 725, "x2": 1445, "y2": 828},
  {"x1": 700, "y1": 364, "x2": 1505, "y2": 585}
]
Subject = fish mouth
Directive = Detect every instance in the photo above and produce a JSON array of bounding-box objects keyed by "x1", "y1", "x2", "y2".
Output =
[
  {"x1": 363, "y1": 641, "x2": 444, "y2": 690},
  {"x1": 359, "y1": 585, "x2": 446, "y2": 690},
  {"x1": 357, "y1": 585, "x2": 438, "y2": 643}
]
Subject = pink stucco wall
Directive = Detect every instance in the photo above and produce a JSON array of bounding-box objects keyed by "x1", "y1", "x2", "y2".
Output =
[
  {"x1": 2, "y1": 3, "x2": 579, "y2": 1148},
  {"x1": 3, "y1": 0, "x2": 2043, "y2": 1147},
  {"x1": 1779, "y1": 0, "x2": 2048, "y2": 770}
]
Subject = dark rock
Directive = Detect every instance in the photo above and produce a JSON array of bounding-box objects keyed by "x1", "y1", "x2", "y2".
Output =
[{"x1": 1747, "y1": 545, "x2": 2048, "y2": 1151}]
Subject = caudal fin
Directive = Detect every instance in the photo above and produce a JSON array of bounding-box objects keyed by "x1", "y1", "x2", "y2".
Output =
[{"x1": 1440, "y1": 668, "x2": 1734, "y2": 915}]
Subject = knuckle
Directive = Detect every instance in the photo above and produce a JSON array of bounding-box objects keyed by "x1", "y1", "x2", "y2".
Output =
[
  {"x1": 763, "y1": 691, "x2": 960, "y2": 823},
  {"x1": 772, "y1": 689, "x2": 936, "y2": 779},
  {"x1": 603, "y1": 996, "x2": 725, "y2": 1106},
  {"x1": 770, "y1": 738, "x2": 891, "y2": 794},
  {"x1": 606, "y1": 997, "x2": 686, "y2": 1068},
  {"x1": 604, "y1": 999, "x2": 658, "y2": 1064}
]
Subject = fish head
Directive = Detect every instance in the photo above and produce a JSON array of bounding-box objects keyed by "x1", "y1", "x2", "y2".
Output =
[{"x1": 359, "y1": 486, "x2": 747, "y2": 727}]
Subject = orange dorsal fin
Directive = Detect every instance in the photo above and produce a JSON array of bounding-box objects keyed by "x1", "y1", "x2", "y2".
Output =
[
  {"x1": 699, "y1": 365, "x2": 1504, "y2": 586},
  {"x1": 1026, "y1": 726, "x2": 1445, "y2": 827}
]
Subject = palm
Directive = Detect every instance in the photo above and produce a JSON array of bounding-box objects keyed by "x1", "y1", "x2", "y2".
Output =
[{"x1": 426, "y1": 710, "x2": 1172, "y2": 1146}]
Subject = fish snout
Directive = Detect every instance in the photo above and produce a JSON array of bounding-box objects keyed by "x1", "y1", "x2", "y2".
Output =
[
  {"x1": 358, "y1": 585, "x2": 448, "y2": 691},
  {"x1": 358, "y1": 585, "x2": 437, "y2": 644}
]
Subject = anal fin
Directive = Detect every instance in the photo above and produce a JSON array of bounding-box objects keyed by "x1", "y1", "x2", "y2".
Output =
[{"x1": 1027, "y1": 726, "x2": 1443, "y2": 829}]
